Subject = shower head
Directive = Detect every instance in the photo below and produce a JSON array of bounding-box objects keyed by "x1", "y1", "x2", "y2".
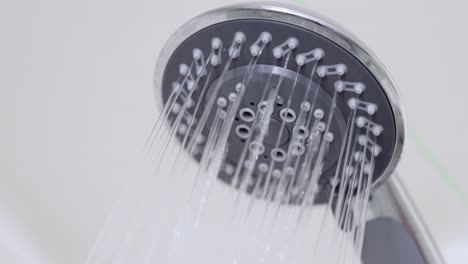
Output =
[{"x1": 153, "y1": 2, "x2": 405, "y2": 205}]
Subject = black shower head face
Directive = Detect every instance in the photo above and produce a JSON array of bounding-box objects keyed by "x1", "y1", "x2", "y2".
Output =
[{"x1": 154, "y1": 3, "x2": 405, "y2": 205}]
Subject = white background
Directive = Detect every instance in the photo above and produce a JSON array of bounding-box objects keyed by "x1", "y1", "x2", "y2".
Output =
[{"x1": 1, "y1": 0, "x2": 467, "y2": 263}]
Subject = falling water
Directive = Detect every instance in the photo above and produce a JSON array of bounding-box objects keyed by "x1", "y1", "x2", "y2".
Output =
[{"x1": 86, "y1": 30, "x2": 385, "y2": 264}]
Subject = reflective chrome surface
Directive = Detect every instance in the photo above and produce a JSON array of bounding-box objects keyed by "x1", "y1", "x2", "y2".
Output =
[
  {"x1": 367, "y1": 175, "x2": 446, "y2": 264},
  {"x1": 153, "y1": 2, "x2": 406, "y2": 190}
]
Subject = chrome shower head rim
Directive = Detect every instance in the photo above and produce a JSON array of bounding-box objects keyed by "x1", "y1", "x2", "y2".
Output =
[{"x1": 153, "y1": 2, "x2": 406, "y2": 190}]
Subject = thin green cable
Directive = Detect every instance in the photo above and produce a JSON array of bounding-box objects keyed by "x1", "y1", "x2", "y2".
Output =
[
  {"x1": 408, "y1": 129, "x2": 468, "y2": 205},
  {"x1": 289, "y1": 0, "x2": 468, "y2": 206},
  {"x1": 293, "y1": 0, "x2": 305, "y2": 5}
]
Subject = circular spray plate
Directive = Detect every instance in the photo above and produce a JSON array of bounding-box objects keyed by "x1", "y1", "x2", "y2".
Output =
[
  {"x1": 155, "y1": 5, "x2": 404, "y2": 205},
  {"x1": 205, "y1": 65, "x2": 346, "y2": 179}
]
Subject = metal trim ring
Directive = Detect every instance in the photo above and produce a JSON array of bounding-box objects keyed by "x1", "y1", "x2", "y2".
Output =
[{"x1": 153, "y1": 2, "x2": 406, "y2": 190}]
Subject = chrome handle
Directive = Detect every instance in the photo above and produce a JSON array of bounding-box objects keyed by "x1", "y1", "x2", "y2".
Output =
[{"x1": 363, "y1": 175, "x2": 446, "y2": 264}]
